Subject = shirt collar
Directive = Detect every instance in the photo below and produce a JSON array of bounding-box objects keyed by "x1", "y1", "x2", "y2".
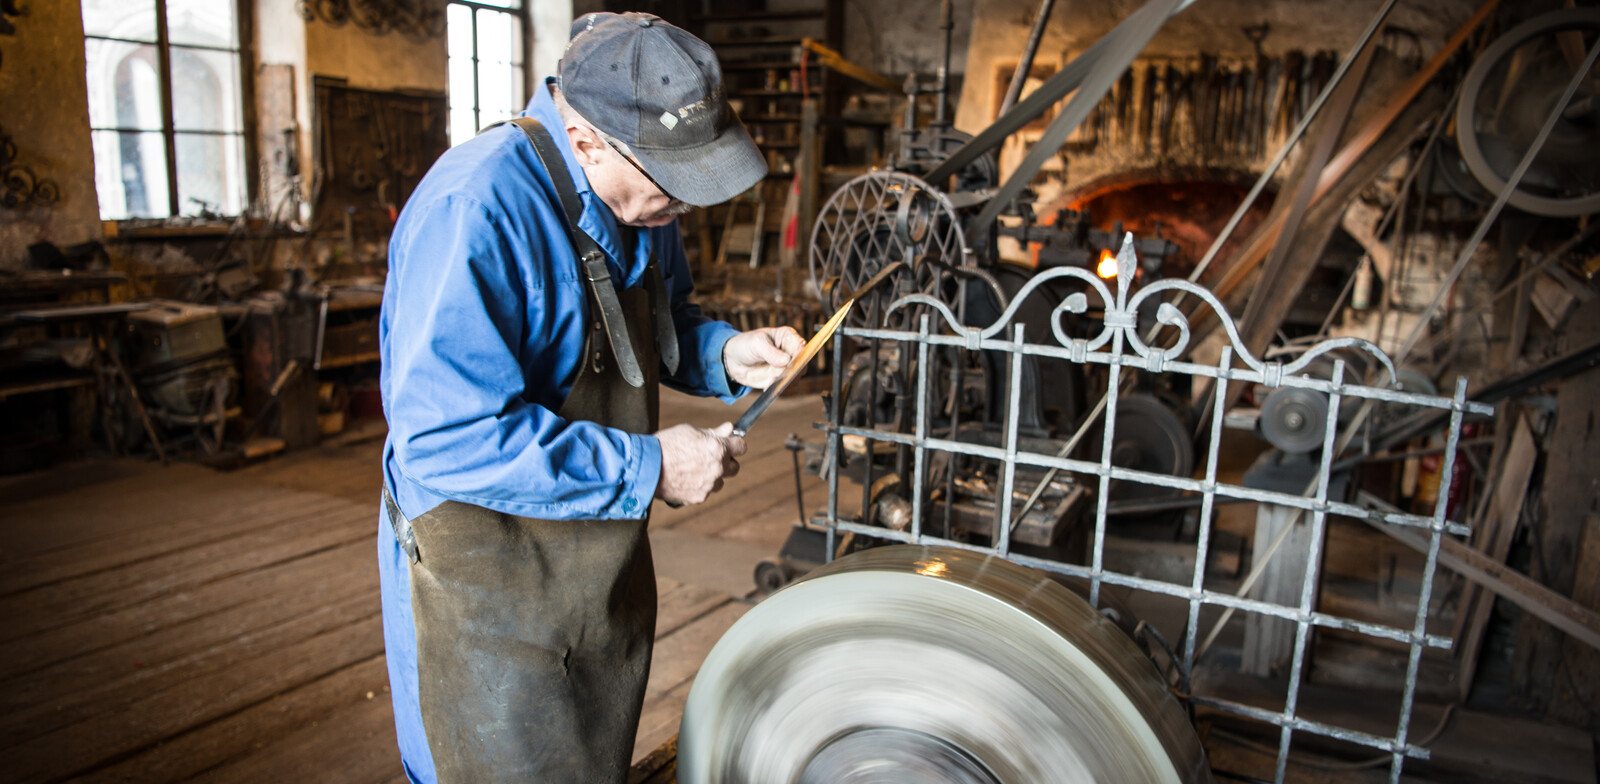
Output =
[{"x1": 523, "y1": 77, "x2": 648, "y2": 287}]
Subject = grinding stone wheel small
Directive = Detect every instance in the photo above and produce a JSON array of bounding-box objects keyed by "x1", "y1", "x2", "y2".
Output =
[{"x1": 678, "y1": 545, "x2": 1212, "y2": 783}]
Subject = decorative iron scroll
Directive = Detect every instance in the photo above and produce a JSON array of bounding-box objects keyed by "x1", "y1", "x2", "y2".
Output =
[
  {"x1": 822, "y1": 233, "x2": 1497, "y2": 783},
  {"x1": 298, "y1": 0, "x2": 445, "y2": 42},
  {"x1": 1, "y1": 125, "x2": 60, "y2": 210}
]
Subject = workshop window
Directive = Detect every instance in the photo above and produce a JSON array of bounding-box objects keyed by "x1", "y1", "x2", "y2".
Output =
[
  {"x1": 82, "y1": 0, "x2": 248, "y2": 220},
  {"x1": 447, "y1": 0, "x2": 527, "y2": 147}
]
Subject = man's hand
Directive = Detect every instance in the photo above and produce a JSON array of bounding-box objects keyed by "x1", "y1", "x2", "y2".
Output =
[
  {"x1": 723, "y1": 327, "x2": 806, "y2": 390},
  {"x1": 654, "y1": 422, "x2": 747, "y2": 506}
]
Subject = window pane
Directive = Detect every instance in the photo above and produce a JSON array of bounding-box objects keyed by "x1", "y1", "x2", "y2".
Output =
[
  {"x1": 92, "y1": 130, "x2": 170, "y2": 219},
  {"x1": 447, "y1": 3, "x2": 474, "y2": 61},
  {"x1": 175, "y1": 132, "x2": 246, "y2": 216},
  {"x1": 449, "y1": 53, "x2": 477, "y2": 109},
  {"x1": 170, "y1": 46, "x2": 243, "y2": 132},
  {"x1": 476, "y1": 9, "x2": 520, "y2": 67},
  {"x1": 82, "y1": 0, "x2": 157, "y2": 42},
  {"x1": 85, "y1": 39, "x2": 164, "y2": 130},
  {"x1": 450, "y1": 106, "x2": 478, "y2": 148},
  {"x1": 166, "y1": 0, "x2": 238, "y2": 49},
  {"x1": 467, "y1": 0, "x2": 521, "y2": 9}
]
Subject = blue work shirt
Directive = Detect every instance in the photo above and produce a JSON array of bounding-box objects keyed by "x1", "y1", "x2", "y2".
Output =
[
  {"x1": 377, "y1": 80, "x2": 743, "y2": 783},
  {"x1": 380, "y1": 80, "x2": 742, "y2": 524}
]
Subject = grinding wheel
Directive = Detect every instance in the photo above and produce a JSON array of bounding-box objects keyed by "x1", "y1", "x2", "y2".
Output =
[{"x1": 678, "y1": 545, "x2": 1211, "y2": 783}]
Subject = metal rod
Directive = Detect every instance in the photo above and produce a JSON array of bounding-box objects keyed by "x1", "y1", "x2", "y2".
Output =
[
  {"x1": 935, "y1": 0, "x2": 954, "y2": 125},
  {"x1": 1275, "y1": 360, "x2": 1346, "y2": 781},
  {"x1": 999, "y1": 0, "x2": 1059, "y2": 116},
  {"x1": 1185, "y1": 346, "x2": 1233, "y2": 673},
  {"x1": 1394, "y1": 32, "x2": 1600, "y2": 364},
  {"x1": 912, "y1": 315, "x2": 933, "y2": 541}
]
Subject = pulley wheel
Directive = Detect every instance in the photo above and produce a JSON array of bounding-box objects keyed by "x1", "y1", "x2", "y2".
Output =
[
  {"x1": 1455, "y1": 8, "x2": 1600, "y2": 217},
  {"x1": 678, "y1": 545, "x2": 1212, "y2": 784},
  {"x1": 1258, "y1": 387, "x2": 1330, "y2": 455},
  {"x1": 1108, "y1": 395, "x2": 1195, "y2": 507}
]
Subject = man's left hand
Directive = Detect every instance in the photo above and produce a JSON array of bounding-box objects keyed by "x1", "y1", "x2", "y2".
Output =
[{"x1": 724, "y1": 327, "x2": 805, "y2": 390}]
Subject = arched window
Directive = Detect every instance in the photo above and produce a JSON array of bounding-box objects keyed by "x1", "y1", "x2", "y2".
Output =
[{"x1": 83, "y1": 0, "x2": 248, "y2": 220}]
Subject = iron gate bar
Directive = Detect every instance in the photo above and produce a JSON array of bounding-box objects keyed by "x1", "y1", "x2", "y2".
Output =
[{"x1": 821, "y1": 234, "x2": 1490, "y2": 781}]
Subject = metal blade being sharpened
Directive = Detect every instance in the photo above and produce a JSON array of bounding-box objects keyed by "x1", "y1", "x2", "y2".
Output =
[{"x1": 731, "y1": 299, "x2": 854, "y2": 438}]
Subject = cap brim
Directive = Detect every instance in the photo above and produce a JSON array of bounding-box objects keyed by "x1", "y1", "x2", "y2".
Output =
[{"x1": 630, "y1": 120, "x2": 768, "y2": 207}]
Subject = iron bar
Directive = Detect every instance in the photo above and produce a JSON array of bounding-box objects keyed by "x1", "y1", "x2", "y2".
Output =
[{"x1": 998, "y1": 0, "x2": 1058, "y2": 116}]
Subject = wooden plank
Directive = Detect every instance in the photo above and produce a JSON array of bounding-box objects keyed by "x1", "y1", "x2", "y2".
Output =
[
  {"x1": 1358, "y1": 494, "x2": 1600, "y2": 654},
  {"x1": 0, "y1": 538, "x2": 374, "y2": 682},
  {"x1": 4, "y1": 614, "x2": 386, "y2": 783},
  {"x1": 1454, "y1": 414, "x2": 1538, "y2": 699},
  {"x1": 200, "y1": 669, "x2": 401, "y2": 784},
  {"x1": 644, "y1": 601, "x2": 749, "y2": 701},
  {"x1": 633, "y1": 678, "x2": 693, "y2": 766},
  {"x1": 0, "y1": 591, "x2": 380, "y2": 751},
  {"x1": 1, "y1": 505, "x2": 372, "y2": 641},
  {"x1": 0, "y1": 491, "x2": 355, "y2": 596},
  {"x1": 655, "y1": 579, "x2": 732, "y2": 641},
  {"x1": 75, "y1": 654, "x2": 393, "y2": 784},
  {"x1": 1550, "y1": 512, "x2": 1600, "y2": 725},
  {"x1": 1513, "y1": 296, "x2": 1600, "y2": 707}
]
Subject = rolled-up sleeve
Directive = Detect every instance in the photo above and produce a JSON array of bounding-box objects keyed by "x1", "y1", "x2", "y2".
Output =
[{"x1": 382, "y1": 195, "x2": 660, "y2": 520}]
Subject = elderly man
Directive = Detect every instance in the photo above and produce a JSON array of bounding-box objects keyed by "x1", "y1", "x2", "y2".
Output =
[{"x1": 377, "y1": 12, "x2": 802, "y2": 783}]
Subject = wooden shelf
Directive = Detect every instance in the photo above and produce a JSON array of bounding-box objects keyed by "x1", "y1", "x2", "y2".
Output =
[
  {"x1": 744, "y1": 114, "x2": 805, "y2": 122},
  {"x1": 736, "y1": 89, "x2": 810, "y2": 96}
]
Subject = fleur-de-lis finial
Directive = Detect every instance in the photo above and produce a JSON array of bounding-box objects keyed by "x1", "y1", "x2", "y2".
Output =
[{"x1": 1115, "y1": 232, "x2": 1138, "y2": 305}]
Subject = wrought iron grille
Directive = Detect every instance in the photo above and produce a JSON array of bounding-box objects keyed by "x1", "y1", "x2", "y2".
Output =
[{"x1": 818, "y1": 235, "x2": 1494, "y2": 783}]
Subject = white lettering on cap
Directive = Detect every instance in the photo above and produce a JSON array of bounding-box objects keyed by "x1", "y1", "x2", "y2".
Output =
[{"x1": 659, "y1": 111, "x2": 679, "y2": 130}]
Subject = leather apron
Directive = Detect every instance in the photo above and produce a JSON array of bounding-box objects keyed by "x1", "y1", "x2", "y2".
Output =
[{"x1": 395, "y1": 263, "x2": 663, "y2": 783}]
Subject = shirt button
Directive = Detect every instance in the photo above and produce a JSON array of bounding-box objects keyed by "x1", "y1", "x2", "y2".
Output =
[{"x1": 622, "y1": 498, "x2": 638, "y2": 512}]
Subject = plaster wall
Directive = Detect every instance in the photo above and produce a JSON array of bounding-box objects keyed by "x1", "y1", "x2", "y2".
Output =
[{"x1": 0, "y1": 1, "x2": 103, "y2": 270}]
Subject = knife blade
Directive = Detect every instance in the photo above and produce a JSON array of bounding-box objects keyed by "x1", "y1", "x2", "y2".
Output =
[{"x1": 731, "y1": 299, "x2": 854, "y2": 438}]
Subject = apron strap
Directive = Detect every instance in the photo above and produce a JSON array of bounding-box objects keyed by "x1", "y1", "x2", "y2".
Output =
[
  {"x1": 507, "y1": 117, "x2": 646, "y2": 388},
  {"x1": 645, "y1": 259, "x2": 680, "y2": 376}
]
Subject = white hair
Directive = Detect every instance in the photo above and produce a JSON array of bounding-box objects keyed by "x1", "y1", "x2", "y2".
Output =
[{"x1": 552, "y1": 86, "x2": 634, "y2": 158}]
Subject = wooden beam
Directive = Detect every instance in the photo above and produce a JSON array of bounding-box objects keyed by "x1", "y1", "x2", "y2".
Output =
[
  {"x1": 1357, "y1": 493, "x2": 1600, "y2": 655},
  {"x1": 800, "y1": 37, "x2": 901, "y2": 93},
  {"x1": 1452, "y1": 414, "x2": 1538, "y2": 700}
]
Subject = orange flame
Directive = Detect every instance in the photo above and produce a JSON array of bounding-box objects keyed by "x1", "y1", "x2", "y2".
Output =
[{"x1": 1096, "y1": 248, "x2": 1118, "y2": 279}]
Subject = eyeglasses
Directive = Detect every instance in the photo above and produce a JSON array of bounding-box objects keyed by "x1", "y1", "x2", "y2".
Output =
[{"x1": 606, "y1": 139, "x2": 682, "y2": 205}]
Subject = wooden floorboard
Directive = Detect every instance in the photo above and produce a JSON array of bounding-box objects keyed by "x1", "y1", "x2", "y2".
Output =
[{"x1": 0, "y1": 391, "x2": 826, "y2": 783}]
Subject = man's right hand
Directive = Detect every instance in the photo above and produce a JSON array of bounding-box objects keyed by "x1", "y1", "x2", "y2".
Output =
[{"x1": 654, "y1": 422, "x2": 746, "y2": 506}]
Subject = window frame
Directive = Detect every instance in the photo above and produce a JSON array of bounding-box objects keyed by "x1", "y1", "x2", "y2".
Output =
[
  {"x1": 82, "y1": 0, "x2": 258, "y2": 221},
  {"x1": 447, "y1": 0, "x2": 532, "y2": 146}
]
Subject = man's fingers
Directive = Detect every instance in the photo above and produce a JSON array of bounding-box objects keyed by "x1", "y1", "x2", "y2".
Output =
[
  {"x1": 723, "y1": 432, "x2": 748, "y2": 458},
  {"x1": 757, "y1": 339, "x2": 792, "y2": 367},
  {"x1": 723, "y1": 456, "x2": 740, "y2": 478},
  {"x1": 773, "y1": 326, "x2": 805, "y2": 356},
  {"x1": 711, "y1": 422, "x2": 734, "y2": 438}
]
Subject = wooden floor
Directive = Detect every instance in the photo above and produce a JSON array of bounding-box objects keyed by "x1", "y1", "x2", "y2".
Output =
[{"x1": 0, "y1": 389, "x2": 828, "y2": 784}]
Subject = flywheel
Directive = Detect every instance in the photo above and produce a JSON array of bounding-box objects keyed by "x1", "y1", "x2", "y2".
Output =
[{"x1": 678, "y1": 545, "x2": 1212, "y2": 783}]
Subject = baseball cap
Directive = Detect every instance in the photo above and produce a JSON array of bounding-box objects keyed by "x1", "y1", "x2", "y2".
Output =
[{"x1": 559, "y1": 12, "x2": 767, "y2": 207}]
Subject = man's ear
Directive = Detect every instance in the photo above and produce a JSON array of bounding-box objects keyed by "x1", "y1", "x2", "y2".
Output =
[{"x1": 567, "y1": 124, "x2": 608, "y2": 167}]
